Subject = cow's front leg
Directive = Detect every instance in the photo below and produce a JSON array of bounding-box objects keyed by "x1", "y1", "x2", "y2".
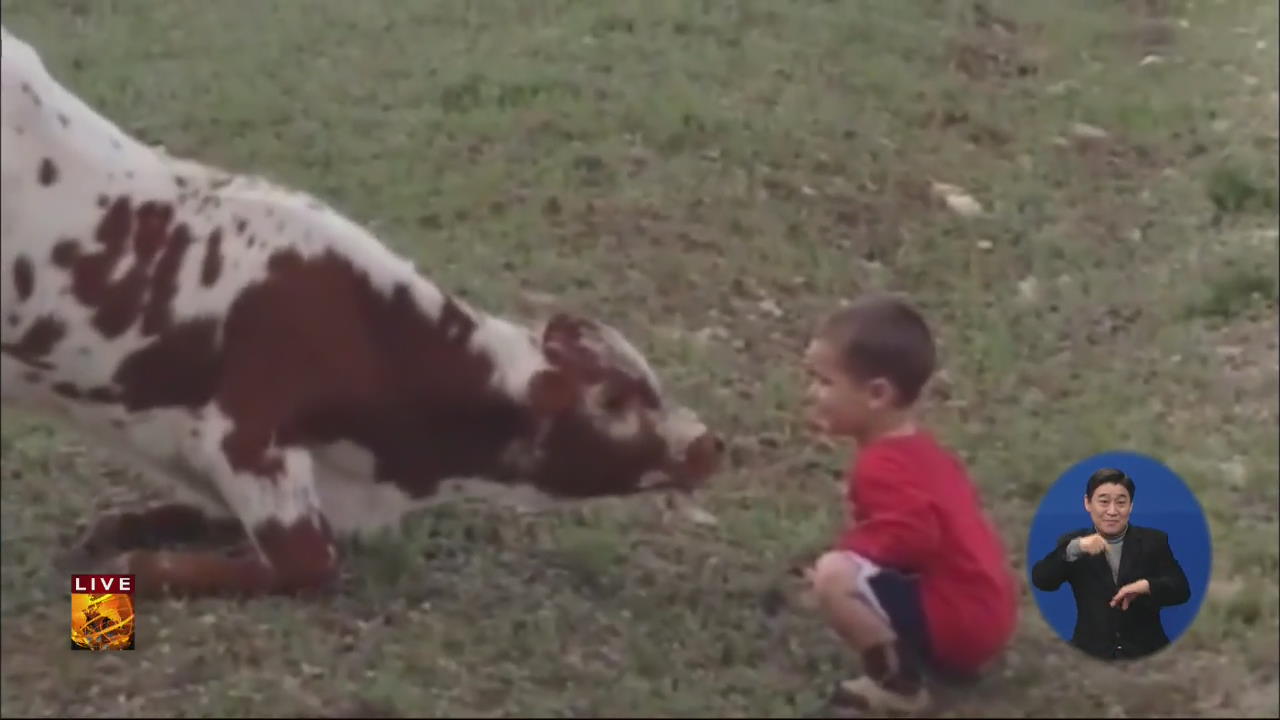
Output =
[
  {"x1": 102, "y1": 428, "x2": 340, "y2": 599},
  {"x1": 65, "y1": 502, "x2": 248, "y2": 562}
]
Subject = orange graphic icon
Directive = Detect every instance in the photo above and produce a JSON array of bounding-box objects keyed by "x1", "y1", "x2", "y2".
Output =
[{"x1": 71, "y1": 592, "x2": 135, "y2": 651}]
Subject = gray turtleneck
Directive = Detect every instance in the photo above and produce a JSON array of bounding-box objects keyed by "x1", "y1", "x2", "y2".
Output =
[{"x1": 1064, "y1": 527, "x2": 1127, "y2": 583}]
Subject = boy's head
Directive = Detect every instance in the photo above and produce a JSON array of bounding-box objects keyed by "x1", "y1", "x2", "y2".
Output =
[
  {"x1": 802, "y1": 292, "x2": 936, "y2": 442},
  {"x1": 1084, "y1": 468, "x2": 1135, "y2": 536}
]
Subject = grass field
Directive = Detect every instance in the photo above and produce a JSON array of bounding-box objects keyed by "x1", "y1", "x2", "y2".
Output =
[{"x1": 2, "y1": 0, "x2": 1277, "y2": 717}]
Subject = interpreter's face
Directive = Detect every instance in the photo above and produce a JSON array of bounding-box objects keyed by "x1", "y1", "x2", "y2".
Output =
[{"x1": 1085, "y1": 482, "x2": 1132, "y2": 536}]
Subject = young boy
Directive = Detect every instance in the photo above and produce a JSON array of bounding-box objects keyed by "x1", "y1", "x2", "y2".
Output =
[{"x1": 801, "y1": 292, "x2": 1018, "y2": 715}]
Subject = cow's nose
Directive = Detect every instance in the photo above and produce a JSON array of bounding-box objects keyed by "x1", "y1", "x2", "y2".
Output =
[{"x1": 684, "y1": 431, "x2": 725, "y2": 480}]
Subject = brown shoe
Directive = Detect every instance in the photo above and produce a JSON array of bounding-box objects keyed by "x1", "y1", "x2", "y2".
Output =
[{"x1": 828, "y1": 676, "x2": 931, "y2": 716}]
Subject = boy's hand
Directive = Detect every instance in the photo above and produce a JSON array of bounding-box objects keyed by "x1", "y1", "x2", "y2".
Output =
[{"x1": 1078, "y1": 533, "x2": 1107, "y2": 555}]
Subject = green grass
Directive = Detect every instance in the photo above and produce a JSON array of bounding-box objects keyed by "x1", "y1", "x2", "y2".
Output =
[{"x1": 2, "y1": 0, "x2": 1278, "y2": 717}]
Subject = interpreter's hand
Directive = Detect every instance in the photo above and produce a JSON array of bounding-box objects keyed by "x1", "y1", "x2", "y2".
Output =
[
  {"x1": 1110, "y1": 579, "x2": 1151, "y2": 610},
  {"x1": 1078, "y1": 533, "x2": 1108, "y2": 556}
]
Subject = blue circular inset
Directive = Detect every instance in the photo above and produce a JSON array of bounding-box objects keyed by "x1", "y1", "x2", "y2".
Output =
[{"x1": 1026, "y1": 450, "x2": 1212, "y2": 660}]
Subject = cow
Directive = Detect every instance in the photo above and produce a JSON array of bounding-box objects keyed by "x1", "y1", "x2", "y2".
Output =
[{"x1": 1, "y1": 26, "x2": 725, "y2": 599}]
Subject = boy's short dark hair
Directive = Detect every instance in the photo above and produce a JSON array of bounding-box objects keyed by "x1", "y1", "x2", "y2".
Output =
[
  {"x1": 1086, "y1": 468, "x2": 1136, "y2": 501},
  {"x1": 818, "y1": 292, "x2": 936, "y2": 407}
]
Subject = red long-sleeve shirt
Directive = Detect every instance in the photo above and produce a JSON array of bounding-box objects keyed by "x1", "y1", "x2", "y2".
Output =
[{"x1": 836, "y1": 429, "x2": 1018, "y2": 674}]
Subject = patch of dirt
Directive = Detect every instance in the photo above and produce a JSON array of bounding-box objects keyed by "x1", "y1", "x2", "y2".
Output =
[
  {"x1": 918, "y1": 107, "x2": 1015, "y2": 154},
  {"x1": 947, "y1": 3, "x2": 1044, "y2": 82},
  {"x1": 1124, "y1": 0, "x2": 1180, "y2": 18},
  {"x1": 1054, "y1": 124, "x2": 1170, "y2": 183},
  {"x1": 1209, "y1": 315, "x2": 1280, "y2": 423}
]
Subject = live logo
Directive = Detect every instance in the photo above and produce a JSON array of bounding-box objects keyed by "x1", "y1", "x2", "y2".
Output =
[{"x1": 71, "y1": 574, "x2": 136, "y2": 595}]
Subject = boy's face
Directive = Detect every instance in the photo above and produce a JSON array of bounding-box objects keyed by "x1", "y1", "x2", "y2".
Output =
[
  {"x1": 1085, "y1": 482, "x2": 1133, "y2": 536},
  {"x1": 802, "y1": 338, "x2": 893, "y2": 439}
]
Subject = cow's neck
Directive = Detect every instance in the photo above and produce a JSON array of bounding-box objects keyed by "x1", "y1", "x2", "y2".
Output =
[{"x1": 289, "y1": 251, "x2": 547, "y2": 495}]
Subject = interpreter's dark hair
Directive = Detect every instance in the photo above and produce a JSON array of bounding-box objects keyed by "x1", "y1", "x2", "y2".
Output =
[
  {"x1": 1086, "y1": 467, "x2": 1136, "y2": 501},
  {"x1": 818, "y1": 292, "x2": 936, "y2": 407}
]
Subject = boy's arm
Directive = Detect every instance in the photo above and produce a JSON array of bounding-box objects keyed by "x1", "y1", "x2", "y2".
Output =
[{"x1": 834, "y1": 457, "x2": 940, "y2": 573}]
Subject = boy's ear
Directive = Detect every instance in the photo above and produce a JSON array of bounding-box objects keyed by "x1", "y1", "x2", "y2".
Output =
[
  {"x1": 866, "y1": 377, "x2": 896, "y2": 407},
  {"x1": 528, "y1": 367, "x2": 579, "y2": 416}
]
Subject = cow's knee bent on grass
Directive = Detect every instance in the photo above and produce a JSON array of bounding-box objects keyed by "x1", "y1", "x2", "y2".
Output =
[{"x1": 1, "y1": 26, "x2": 724, "y2": 599}]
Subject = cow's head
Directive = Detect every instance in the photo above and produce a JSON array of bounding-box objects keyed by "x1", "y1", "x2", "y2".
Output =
[{"x1": 510, "y1": 312, "x2": 724, "y2": 502}]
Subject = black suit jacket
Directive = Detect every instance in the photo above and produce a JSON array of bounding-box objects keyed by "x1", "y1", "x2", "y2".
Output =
[{"x1": 1031, "y1": 524, "x2": 1191, "y2": 661}]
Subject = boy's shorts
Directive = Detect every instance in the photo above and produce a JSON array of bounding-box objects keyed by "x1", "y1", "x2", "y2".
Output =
[
  {"x1": 833, "y1": 551, "x2": 936, "y2": 670},
  {"x1": 831, "y1": 551, "x2": 993, "y2": 685}
]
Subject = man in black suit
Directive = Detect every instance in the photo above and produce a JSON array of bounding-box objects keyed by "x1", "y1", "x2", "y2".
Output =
[{"x1": 1031, "y1": 468, "x2": 1192, "y2": 661}]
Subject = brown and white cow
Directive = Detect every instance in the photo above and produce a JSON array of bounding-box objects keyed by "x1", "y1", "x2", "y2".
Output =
[{"x1": 1, "y1": 27, "x2": 724, "y2": 598}]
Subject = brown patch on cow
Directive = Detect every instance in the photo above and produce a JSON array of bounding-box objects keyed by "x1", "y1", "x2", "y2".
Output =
[
  {"x1": 114, "y1": 318, "x2": 221, "y2": 412},
  {"x1": 191, "y1": 248, "x2": 528, "y2": 490},
  {"x1": 52, "y1": 382, "x2": 81, "y2": 400},
  {"x1": 132, "y1": 202, "x2": 174, "y2": 261},
  {"x1": 234, "y1": 217, "x2": 248, "y2": 234},
  {"x1": 51, "y1": 240, "x2": 81, "y2": 268},
  {"x1": 174, "y1": 175, "x2": 189, "y2": 189},
  {"x1": 13, "y1": 256, "x2": 35, "y2": 301},
  {"x1": 141, "y1": 224, "x2": 194, "y2": 335},
  {"x1": 246, "y1": 235, "x2": 256, "y2": 248},
  {"x1": 0, "y1": 316, "x2": 66, "y2": 369},
  {"x1": 57, "y1": 112, "x2": 70, "y2": 128},
  {"x1": 38, "y1": 158, "x2": 59, "y2": 186},
  {"x1": 20, "y1": 82, "x2": 41, "y2": 107},
  {"x1": 97, "y1": 194, "x2": 110, "y2": 208},
  {"x1": 60, "y1": 196, "x2": 198, "y2": 339},
  {"x1": 92, "y1": 200, "x2": 170, "y2": 336},
  {"x1": 201, "y1": 229, "x2": 224, "y2": 286}
]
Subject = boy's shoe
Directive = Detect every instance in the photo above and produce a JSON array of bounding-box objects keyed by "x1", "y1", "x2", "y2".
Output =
[{"x1": 827, "y1": 675, "x2": 931, "y2": 716}]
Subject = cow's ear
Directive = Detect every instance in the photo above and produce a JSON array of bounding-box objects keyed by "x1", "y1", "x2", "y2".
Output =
[
  {"x1": 528, "y1": 367, "x2": 579, "y2": 415},
  {"x1": 542, "y1": 312, "x2": 588, "y2": 349}
]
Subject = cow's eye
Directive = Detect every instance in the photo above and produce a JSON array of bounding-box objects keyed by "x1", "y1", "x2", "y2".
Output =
[{"x1": 602, "y1": 388, "x2": 629, "y2": 414}]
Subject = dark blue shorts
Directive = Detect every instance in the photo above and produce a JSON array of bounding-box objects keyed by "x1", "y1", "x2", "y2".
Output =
[{"x1": 840, "y1": 552, "x2": 982, "y2": 684}]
